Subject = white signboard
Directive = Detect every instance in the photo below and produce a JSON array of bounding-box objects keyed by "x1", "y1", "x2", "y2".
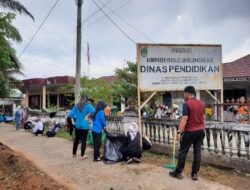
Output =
[{"x1": 137, "y1": 44, "x2": 222, "y2": 91}]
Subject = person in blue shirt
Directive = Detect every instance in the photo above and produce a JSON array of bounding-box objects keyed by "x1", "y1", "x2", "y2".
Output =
[
  {"x1": 69, "y1": 94, "x2": 95, "y2": 160},
  {"x1": 92, "y1": 101, "x2": 107, "y2": 162},
  {"x1": 15, "y1": 106, "x2": 22, "y2": 131}
]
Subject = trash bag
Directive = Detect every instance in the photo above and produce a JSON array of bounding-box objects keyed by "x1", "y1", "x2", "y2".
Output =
[
  {"x1": 24, "y1": 121, "x2": 33, "y2": 130},
  {"x1": 103, "y1": 132, "x2": 126, "y2": 164},
  {"x1": 142, "y1": 135, "x2": 152, "y2": 150}
]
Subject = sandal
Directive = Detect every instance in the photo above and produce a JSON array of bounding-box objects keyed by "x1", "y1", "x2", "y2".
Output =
[{"x1": 80, "y1": 156, "x2": 89, "y2": 160}]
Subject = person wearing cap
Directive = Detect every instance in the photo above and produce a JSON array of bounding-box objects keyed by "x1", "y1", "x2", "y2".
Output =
[
  {"x1": 69, "y1": 94, "x2": 95, "y2": 160},
  {"x1": 169, "y1": 86, "x2": 205, "y2": 181}
]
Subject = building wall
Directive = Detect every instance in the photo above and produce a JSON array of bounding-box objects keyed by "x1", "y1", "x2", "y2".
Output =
[{"x1": 247, "y1": 84, "x2": 250, "y2": 101}]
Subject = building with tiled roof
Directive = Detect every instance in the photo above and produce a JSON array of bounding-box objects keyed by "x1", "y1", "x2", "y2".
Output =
[
  {"x1": 222, "y1": 54, "x2": 250, "y2": 101},
  {"x1": 223, "y1": 54, "x2": 250, "y2": 79},
  {"x1": 21, "y1": 76, "x2": 75, "y2": 109}
]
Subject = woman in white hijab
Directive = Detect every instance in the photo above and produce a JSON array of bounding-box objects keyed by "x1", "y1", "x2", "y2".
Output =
[{"x1": 122, "y1": 122, "x2": 143, "y2": 164}]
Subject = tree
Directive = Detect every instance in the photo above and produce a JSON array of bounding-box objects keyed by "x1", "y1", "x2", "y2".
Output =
[
  {"x1": 0, "y1": 0, "x2": 34, "y2": 20},
  {"x1": 81, "y1": 76, "x2": 113, "y2": 105},
  {"x1": 0, "y1": 1, "x2": 34, "y2": 97},
  {"x1": 0, "y1": 12, "x2": 21, "y2": 41},
  {"x1": 0, "y1": 13, "x2": 23, "y2": 97},
  {"x1": 112, "y1": 61, "x2": 138, "y2": 102}
]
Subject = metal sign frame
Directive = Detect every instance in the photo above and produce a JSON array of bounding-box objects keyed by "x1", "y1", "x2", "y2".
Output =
[{"x1": 137, "y1": 43, "x2": 224, "y2": 145}]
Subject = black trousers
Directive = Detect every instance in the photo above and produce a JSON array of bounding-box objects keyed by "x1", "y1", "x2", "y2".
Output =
[
  {"x1": 176, "y1": 129, "x2": 205, "y2": 174},
  {"x1": 121, "y1": 145, "x2": 142, "y2": 160},
  {"x1": 73, "y1": 128, "x2": 88, "y2": 156},
  {"x1": 34, "y1": 129, "x2": 43, "y2": 136},
  {"x1": 68, "y1": 124, "x2": 74, "y2": 136},
  {"x1": 92, "y1": 131, "x2": 102, "y2": 160},
  {"x1": 69, "y1": 126, "x2": 74, "y2": 136}
]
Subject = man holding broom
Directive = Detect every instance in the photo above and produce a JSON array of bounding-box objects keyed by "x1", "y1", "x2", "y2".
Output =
[{"x1": 169, "y1": 86, "x2": 205, "y2": 181}]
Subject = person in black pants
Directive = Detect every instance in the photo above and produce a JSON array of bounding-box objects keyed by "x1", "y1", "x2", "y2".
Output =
[
  {"x1": 121, "y1": 126, "x2": 142, "y2": 164},
  {"x1": 66, "y1": 116, "x2": 74, "y2": 136},
  {"x1": 73, "y1": 128, "x2": 89, "y2": 156},
  {"x1": 33, "y1": 118, "x2": 44, "y2": 136},
  {"x1": 46, "y1": 122, "x2": 61, "y2": 137},
  {"x1": 169, "y1": 86, "x2": 206, "y2": 181},
  {"x1": 92, "y1": 131, "x2": 102, "y2": 161},
  {"x1": 34, "y1": 129, "x2": 44, "y2": 136},
  {"x1": 69, "y1": 94, "x2": 96, "y2": 160},
  {"x1": 92, "y1": 101, "x2": 107, "y2": 162}
]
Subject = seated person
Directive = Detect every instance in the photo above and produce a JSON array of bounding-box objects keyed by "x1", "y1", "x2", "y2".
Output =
[
  {"x1": 0, "y1": 112, "x2": 4, "y2": 123},
  {"x1": 237, "y1": 96, "x2": 249, "y2": 123},
  {"x1": 46, "y1": 122, "x2": 61, "y2": 137},
  {"x1": 121, "y1": 122, "x2": 143, "y2": 164},
  {"x1": 33, "y1": 118, "x2": 44, "y2": 136}
]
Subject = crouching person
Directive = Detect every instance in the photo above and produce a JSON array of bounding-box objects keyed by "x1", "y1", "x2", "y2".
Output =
[
  {"x1": 121, "y1": 122, "x2": 142, "y2": 164},
  {"x1": 33, "y1": 118, "x2": 44, "y2": 136},
  {"x1": 46, "y1": 122, "x2": 61, "y2": 137}
]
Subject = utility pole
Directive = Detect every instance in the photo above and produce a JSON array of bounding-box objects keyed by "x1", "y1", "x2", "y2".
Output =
[{"x1": 75, "y1": 0, "x2": 83, "y2": 104}]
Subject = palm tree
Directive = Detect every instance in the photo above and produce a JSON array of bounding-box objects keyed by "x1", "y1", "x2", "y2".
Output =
[
  {"x1": 0, "y1": 33, "x2": 23, "y2": 98},
  {"x1": 0, "y1": 12, "x2": 22, "y2": 42},
  {"x1": 0, "y1": 0, "x2": 34, "y2": 97},
  {"x1": 0, "y1": 0, "x2": 34, "y2": 20}
]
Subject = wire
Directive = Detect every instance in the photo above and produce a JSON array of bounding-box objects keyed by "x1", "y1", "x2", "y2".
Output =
[
  {"x1": 18, "y1": 0, "x2": 60, "y2": 58},
  {"x1": 29, "y1": 0, "x2": 134, "y2": 57},
  {"x1": 92, "y1": 0, "x2": 136, "y2": 44},
  {"x1": 22, "y1": 0, "x2": 115, "y2": 57},
  {"x1": 82, "y1": 0, "x2": 114, "y2": 26},
  {"x1": 85, "y1": 0, "x2": 133, "y2": 28},
  {"x1": 96, "y1": 0, "x2": 154, "y2": 43}
]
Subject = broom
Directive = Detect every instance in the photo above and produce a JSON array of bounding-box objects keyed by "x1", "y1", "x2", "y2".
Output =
[{"x1": 163, "y1": 132, "x2": 177, "y2": 170}]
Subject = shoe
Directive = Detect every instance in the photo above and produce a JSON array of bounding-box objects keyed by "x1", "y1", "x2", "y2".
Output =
[
  {"x1": 169, "y1": 170, "x2": 183, "y2": 180},
  {"x1": 93, "y1": 157, "x2": 102, "y2": 162},
  {"x1": 133, "y1": 157, "x2": 141, "y2": 163},
  {"x1": 191, "y1": 173, "x2": 198, "y2": 181},
  {"x1": 126, "y1": 158, "x2": 133, "y2": 164},
  {"x1": 72, "y1": 154, "x2": 77, "y2": 158}
]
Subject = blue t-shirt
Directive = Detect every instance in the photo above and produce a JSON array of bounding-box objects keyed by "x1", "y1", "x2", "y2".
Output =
[
  {"x1": 69, "y1": 103, "x2": 95, "y2": 130},
  {"x1": 92, "y1": 110, "x2": 106, "y2": 133}
]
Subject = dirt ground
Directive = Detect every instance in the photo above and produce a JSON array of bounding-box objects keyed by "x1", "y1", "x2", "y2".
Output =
[
  {"x1": 0, "y1": 142, "x2": 66, "y2": 190},
  {"x1": 143, "y1": 152, "x2": 250, "y2": 190},
  {"x1": 0, "y1": 124, "x2": 240, "y2": 190}
]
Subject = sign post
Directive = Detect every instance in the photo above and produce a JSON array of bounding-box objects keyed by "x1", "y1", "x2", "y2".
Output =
[{"x1": 137, "y1": 44, "x2": 223, "y2": 144}]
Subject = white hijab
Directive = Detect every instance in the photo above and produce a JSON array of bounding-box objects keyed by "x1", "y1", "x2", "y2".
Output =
[{"x1": 124, "y1": 122, "x2": 139, "y2": 141}]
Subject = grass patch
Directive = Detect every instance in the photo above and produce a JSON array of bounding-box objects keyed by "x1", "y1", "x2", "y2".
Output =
[
  {"x1": 42, "y1": 123, "x2": 74, "y2": 140},
  {"x1": 56, "y1": 129, "x2": 73, "y2": 140}
]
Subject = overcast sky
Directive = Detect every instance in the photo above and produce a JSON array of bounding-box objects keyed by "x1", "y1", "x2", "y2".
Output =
[{"x1": 11, "y1": 0, "x2": 250, "y2": 79}]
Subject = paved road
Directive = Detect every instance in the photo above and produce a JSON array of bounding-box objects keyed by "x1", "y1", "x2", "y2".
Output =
[{"x1": 0, "y1": 124, "x2": 233, "y2": 190}]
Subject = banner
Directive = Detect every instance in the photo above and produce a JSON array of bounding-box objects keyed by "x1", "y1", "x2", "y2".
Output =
[{"x1": 137, "y1": 44, "x2": 222, "y2": 91}]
